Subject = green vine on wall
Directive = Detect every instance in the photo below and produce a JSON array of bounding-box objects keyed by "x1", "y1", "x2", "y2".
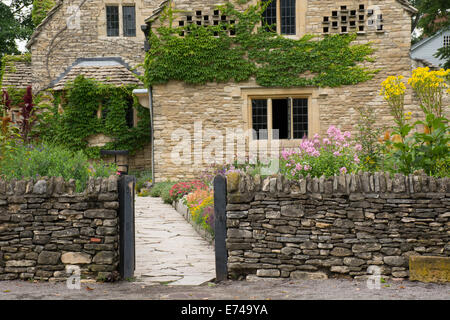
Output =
[
  {"x1": 145, "y1": 1, "x2": 377, "y2": 88},
  {"x1": 39, "y1": 76, "x2": 151, "y2": 159}
]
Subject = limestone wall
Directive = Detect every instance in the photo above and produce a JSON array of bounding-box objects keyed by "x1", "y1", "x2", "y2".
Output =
[
  {"x1": 29, "y1": 0, "x2": 159, "y2": 92},
  {"x1": 150, "y1": 0, "x2": 429, "y2": 182},
  {"x1": 0, "y1": 176, "x2": 120, "y2": 281},
  {"x1": 224, "y1": 172, "x2": 449, "y2": 280}
]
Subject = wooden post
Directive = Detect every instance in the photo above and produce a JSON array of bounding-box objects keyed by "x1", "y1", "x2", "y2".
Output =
[{"x1": 214, "y1": 175, "x2": 228, "y2": 282}]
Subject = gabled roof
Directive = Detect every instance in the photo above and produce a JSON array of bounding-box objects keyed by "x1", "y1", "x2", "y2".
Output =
[
  {"x1": 1, "y1": 57, "x2": 32, "y2": 90},
  {"x1": 396, "y1": 0, "x2": 418, "y2": 15},
  {"x1": 145, "y1": 0, "x2": 418, "y2": 23},
  {"x1": 26, "y1": 0, "x2": 64, "y2": 49},
  {"x1": 145, "y1": 0, "x2": 170, "y2": 23},
  {"x1": 50, "y1": 57, "x2": 143, "y2": 90},
  {"x1": 411, "y1": 28, "x2": 449, "y2": 51}
]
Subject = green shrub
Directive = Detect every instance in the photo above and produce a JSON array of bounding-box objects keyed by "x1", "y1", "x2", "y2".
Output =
[
  {"x1": 149, "y1": 181, "x2": 176, "y2": 203},
  {"x1": 0, "y1": 142, "x2": 118, "y2": 192},
  {"x1": 129, "y1": 169, "x2": 152, "y2": 192}
]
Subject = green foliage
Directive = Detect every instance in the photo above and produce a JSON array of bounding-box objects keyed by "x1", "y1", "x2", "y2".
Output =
[
  {"x1": 149, "y1": 181, "x2": 176, "y2": 203},
  {"x1": 411, "y1": 114, "x2": 449, "y2": 176},
  {"x1": 354, "y1": 106, "x2": 386, "y2": 171},
  {"x1": 145, "y1": 1, "x2": 376, "y2": 88},
  {"x1": 0, "y1": 142, "x2": 118, "y2": 192},
  {"x1": 0, "y1": 1, "x2": 33, "y2": 64},
  {"x1": 130, "y1": 169, "x2": 152, "y2": 192},
  {"x1": 434, "y1": 44, "x2": 450, "y2": 69},
  {"x1": 417, "y1": 0, "x2": 449, "y2": 36},
  {"x1": 38, "y1": 76, "x2": 151, "y2": 159},
  {"x1": 31, "y1": 0, "x2": 55, "y2": 27}
]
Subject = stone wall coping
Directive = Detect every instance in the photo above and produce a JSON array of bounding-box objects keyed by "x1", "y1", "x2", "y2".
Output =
[
  {"x1": 226, "y1": 172, "x2": 450, "y2": 201},
  {"x1": 0, "y1": 175, "x2": 119, "y2": 197}
]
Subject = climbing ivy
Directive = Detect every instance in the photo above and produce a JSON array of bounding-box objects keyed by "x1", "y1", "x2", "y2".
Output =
[
  {"x1": 39, "y1": 76, "x2": 151, "y2": 159},
  {"x1": 31, "y1": 0, "x2": 56, "y2": 27},
  {"x1": 145, "y1": 1, "x2": 377, "y2": 88}
]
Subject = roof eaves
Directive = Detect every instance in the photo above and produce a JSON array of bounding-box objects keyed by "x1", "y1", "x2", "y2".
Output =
[
  {"x1": 396, "y1": 0, "x2": 418, "y2": 15},
  {"x1": 145, "y1": 0, "x2": 170, "y2": 23},
  {"x1": 411, "y1": 29, "x2": 446, "y2": 51}
]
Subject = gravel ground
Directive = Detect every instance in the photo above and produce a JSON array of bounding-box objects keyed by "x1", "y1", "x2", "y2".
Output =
[{"x1": 0, "y1": 278, "x2": 448, "y2": 300}]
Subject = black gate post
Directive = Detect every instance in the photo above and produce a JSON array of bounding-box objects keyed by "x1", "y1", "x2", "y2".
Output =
[
  {"x1": 214, "y1": 175, "x2": 228, "y2": 282},
  {"x1": 118, "y1": 175, "x2": 136, "y2": 280}
]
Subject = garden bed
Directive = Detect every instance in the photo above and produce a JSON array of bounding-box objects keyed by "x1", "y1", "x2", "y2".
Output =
[{"x1": 173, "y1": 200, "x2": 214, "y2": 245}]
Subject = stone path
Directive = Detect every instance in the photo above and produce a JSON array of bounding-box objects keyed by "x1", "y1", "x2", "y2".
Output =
[{"x1": 133, "y1": 196, "x2": 216, "y2": 285}]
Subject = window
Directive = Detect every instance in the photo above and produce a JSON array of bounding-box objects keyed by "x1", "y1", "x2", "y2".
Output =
[
  {"x1": 251, "y1": 97, "x2": 308, "y2": 140},
  {"x1": 123, "y1": 6, "x2": 136, "y2": 37},
  {"x1": 252, "y1": 99, "x2": 268, "y2": 140},
  {"x1": 106, "y1": 5, "x2": 136, "y2": 37},
  {"x1": 444, "y1": 35, "x2": 450, "y2": 48},
  {"x1": 106, "y1": 6, "x2": 119, "y2": 37},
  {"x1": 262, "y1": 0, "x2": 297, "y2": 35}
]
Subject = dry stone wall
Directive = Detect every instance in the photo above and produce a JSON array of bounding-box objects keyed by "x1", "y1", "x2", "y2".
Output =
[
  {"x1": 0, "y1": 176, "x2": 120, "y2": 281},
  {"x1": 225, "y1": 172, "x2": 450, "y2": 280}
]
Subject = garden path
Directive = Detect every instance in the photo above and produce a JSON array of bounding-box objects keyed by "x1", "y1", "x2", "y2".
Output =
[{"x1": 133, "y1": 196, "x2": 216, "y2": 285}]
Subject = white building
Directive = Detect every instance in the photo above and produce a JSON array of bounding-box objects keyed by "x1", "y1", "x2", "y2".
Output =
[{"x1": 411, "y1": 28, "x2": 450, "y2": 68}]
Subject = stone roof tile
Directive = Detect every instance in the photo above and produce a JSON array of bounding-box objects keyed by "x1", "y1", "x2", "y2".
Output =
[
  {"x1": 51, "y1": 64, "x2": 143, "y2": 90},
  {"x1": 1, "y1": 60, "x2": 33, "y2": 90}
]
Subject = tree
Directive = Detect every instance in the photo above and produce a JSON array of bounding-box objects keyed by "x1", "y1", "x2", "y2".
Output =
[
  {"x1": 410, "y1": 0, "x2": 450, "y2": 68},
  {"x1": 0, "y1": 0, "x2": 33, "y2": 64},
  {"x1": 416, "y1": 0, "x2": 449, "y2": 36}
]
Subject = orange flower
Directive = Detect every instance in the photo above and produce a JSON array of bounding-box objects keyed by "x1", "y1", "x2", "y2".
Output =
[{"x1": 391, "y1": 134, "x2": 402, "y2": 143}]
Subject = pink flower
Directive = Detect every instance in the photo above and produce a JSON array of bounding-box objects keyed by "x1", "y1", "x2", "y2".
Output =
[
  {"x1": 343, "y1": 131, "x2": 351, "y2": 139},
  {"x1": 304, "y1": 164, "x2": 311, "y2": 171},
  {"x1": 355, "y1": 144, "x2": 362, "y2": 151},
  {"x1": 354, "y1": 155, "x2": 360, "y2": 164},
  {"x1": 323, "y1": 138, "x2": 330, "y2": 145},
  {"x1": 295, "y1": 163, "x2": 303, "y2": 171},
  {"x1": 340, "y1": 167, "x2": 347, "y2": 174},
  {"x1": 333, "y1": 151, "x2": 341, "y2": 156}
]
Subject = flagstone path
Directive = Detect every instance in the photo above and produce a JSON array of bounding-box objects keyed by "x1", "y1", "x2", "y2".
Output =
[{"x1": 133, "y1": 196, "x2": 216, "y2": 286}]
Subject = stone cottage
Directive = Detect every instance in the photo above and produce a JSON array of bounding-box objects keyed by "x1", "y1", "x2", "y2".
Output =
[
  {"x1": 133, "y1": 0, "x2": 426, "y2": 182},
  {"x1": 12, "y1": 0, "x2": 441, "y2": 182},
  {"x1": 21, "y1": 0, "x2": 156, "y2": 170}
]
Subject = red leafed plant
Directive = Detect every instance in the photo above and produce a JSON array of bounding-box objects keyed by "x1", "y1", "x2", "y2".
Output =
[
  {"x1": 2, "y1": 89, "x2": 12, "y2": 113},
  {"x1": 169, "y1": 180, "x2": 209, "y2": 202},
  {"x1": 18, "y1": 86, "x2": 36, "y2": 143}
]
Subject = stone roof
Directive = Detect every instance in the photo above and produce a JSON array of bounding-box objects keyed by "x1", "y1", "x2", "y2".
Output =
[
  {"x1": 1, "y1": 58, "x2": 32, "y2": 90},
  {"x1": 51, "y1": 58, "x2": 143, "y2": 90}
]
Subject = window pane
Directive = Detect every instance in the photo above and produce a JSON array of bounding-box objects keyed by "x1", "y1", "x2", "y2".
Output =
[
  {"x1": 281, "y1": 0, "x2": 296, "y2": 35},
  {"x1": 262, "y1": 0, "x2": 277, "y2": 32},
  {"x1": 272, "y1": 99, "x2": 290, "y2": 139},
  {"x1": 252, "y1": 99, "x2": 268, "y2": 140},
  {"x1": 293, "y1": 98, "x2": 308, "y2": 139},
  {"x1": 123, "y1": 6, "x2": 136, "y2": 37},
  {"x1": 106, "y1": 6, "x2": 119, "y2": 37}
]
